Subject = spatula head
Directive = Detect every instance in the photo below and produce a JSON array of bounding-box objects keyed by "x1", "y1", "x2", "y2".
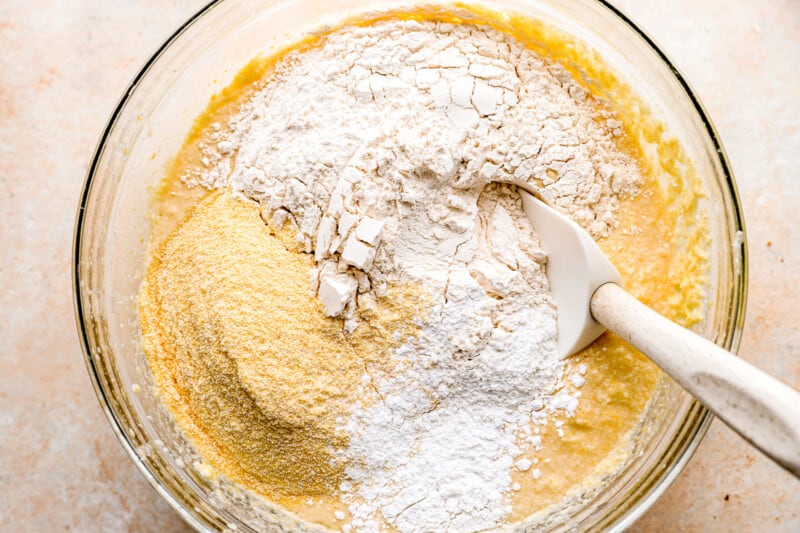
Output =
[{"x1": 520, "y1": 190, "x2": 621, "y2": 359}]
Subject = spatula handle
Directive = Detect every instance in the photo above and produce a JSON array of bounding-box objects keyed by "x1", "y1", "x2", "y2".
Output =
[{"x1": 591, "y1": 282, "x2": 800, "y2": 478}]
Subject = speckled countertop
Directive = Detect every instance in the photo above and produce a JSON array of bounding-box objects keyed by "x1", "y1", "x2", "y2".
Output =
[{"x1": 0, "y1": 1, "x2": 797, "y2": 531}]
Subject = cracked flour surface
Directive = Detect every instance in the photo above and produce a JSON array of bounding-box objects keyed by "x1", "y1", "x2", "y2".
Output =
[{"x1": 186, "y1": 18, "x2": 641, "y2": 533}]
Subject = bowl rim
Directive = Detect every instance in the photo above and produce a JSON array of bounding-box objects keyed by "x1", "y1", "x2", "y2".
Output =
[{"x1": 72, "y1": 0, "x2": 748, "y2": 531}]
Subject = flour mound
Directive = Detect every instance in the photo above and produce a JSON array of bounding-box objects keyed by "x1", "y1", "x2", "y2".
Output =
[{"x1": 185, "y1": 18, "x2": 640, "y2": 533}]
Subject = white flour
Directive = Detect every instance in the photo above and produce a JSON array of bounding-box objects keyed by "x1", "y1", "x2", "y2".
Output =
[{"x1": 186, "y1": 18, "x2": 640, "y2": 533}]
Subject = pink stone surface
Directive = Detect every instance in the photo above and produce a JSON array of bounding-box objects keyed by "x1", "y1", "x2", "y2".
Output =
[{"x1": 0, "y1": 1, "x2": 797, "y2": 531}]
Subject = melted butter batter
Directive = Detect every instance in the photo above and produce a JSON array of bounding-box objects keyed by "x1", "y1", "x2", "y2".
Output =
[{"x1": 142, "y1": 5, "x2": 708, "y2": 530}]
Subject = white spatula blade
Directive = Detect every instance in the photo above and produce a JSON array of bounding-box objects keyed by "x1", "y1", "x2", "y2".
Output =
[{"x1": 520, "y1": 190, "x2": 621, "y2": 358}]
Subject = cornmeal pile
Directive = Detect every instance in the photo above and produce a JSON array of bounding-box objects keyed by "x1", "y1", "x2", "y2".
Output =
[{"x1": 140, "y1": 191, "x2": 421, "y2": 496}]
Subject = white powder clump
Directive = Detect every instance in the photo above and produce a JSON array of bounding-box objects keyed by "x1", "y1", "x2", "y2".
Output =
[
  {"x1": 340, "y1": 187, "x2": 561, "y2": 532},
  {"x1": 185, "y1": 18, "x2": 641, "y2": 533},
  {"x1": 516, "y1": 458, "x2": 533, "y2": 472}
]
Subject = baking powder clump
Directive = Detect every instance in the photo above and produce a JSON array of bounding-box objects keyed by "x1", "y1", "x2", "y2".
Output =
[{"x1": 178, "y1": 18, "x2": 641, "y2": 532}]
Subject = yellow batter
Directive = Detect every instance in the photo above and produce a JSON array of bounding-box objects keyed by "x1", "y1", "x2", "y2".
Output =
[{"x1": 139, "y1": 5, "x2": 708, "y2": 530}]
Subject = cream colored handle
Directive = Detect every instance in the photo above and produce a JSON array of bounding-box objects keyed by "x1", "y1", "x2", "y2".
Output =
[{"x1": 591, "y1": 282, "x2": 800, "y2": 478}]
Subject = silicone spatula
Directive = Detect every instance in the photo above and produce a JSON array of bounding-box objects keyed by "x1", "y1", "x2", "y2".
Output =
[{"x1": 519, "y1": 189, "x2": 800, "y2": 478}]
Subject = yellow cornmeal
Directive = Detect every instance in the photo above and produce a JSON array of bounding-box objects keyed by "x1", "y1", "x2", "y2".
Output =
[
  {"x1": 140, "y1": 4, "x2": 708, "y2": 530},
  {"x1": 141, "y1": 190, "x2": 424, "y2": 502}
]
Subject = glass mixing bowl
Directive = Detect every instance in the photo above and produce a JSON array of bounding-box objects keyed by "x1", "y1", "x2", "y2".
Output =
[{"x1": 73, "y1": 0, "x2": 747, "y2": 531}]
